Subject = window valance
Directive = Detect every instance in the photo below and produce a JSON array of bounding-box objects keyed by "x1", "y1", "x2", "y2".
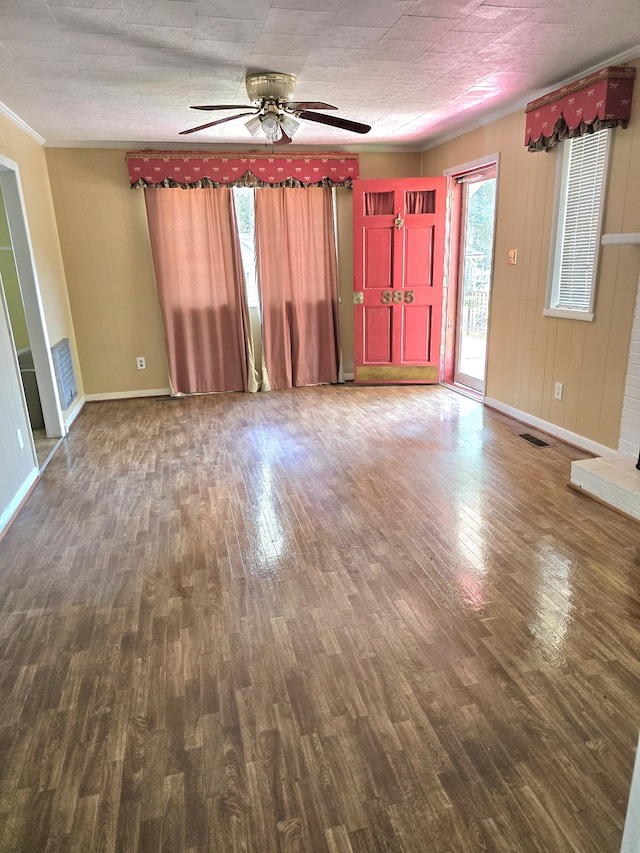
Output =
[
  {"x1": 126, "y1": 151, "x2": 359, "y2": 188},
  {"x1": 525, "y1": 65, "x2": 635, "y2": 152}
]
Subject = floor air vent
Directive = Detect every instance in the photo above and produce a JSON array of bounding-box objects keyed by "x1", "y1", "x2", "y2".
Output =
[
  {"x1": 519, "y1": 433, "x2": 550, "y2": 447},
  {"x1": 51, "y1": 338, "x2": 78, "y2": 410}
]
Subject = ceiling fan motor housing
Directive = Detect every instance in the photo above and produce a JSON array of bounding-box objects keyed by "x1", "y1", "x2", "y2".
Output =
[{"x1": 246, "y1": 72, "x2": 296, "y2": 104}]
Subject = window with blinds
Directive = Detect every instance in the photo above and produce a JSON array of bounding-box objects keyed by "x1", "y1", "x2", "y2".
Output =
[{"x1": 545, "y1": 129, "x2": 611, "y2": 321}]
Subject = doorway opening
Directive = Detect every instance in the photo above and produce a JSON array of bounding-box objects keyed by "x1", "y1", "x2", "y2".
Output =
[
  {"x1": 0, "y1": 184, "x2": 45, "y2": 460},
  {"x1": 0, "y1": 155, "x2": 65, "y2": 468},
  {"x1": 444, "y1": 159, "x2": 498, "y2": 398}
]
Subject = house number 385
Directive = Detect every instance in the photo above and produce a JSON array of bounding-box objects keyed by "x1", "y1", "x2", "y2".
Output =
[{"x1": 381, "y1": 290, "x2": 415, "y2": 304}]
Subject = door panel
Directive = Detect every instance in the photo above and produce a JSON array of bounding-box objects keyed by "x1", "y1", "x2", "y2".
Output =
[
  {"x1": 363, "y1": 306, "x2": 393, "y2": 363},
  {"x1": 402, "y1": 305, "x2": 431, "y2": 362},
  {"x1": 353, "y1": 177, "x2": 447, "y2": 384},
  {"x1": 404, "y1": 224, "x2": 434, "y2": 287},
  {"x1": 364, "y1": 229, "x2": 393, "y2": 289}
]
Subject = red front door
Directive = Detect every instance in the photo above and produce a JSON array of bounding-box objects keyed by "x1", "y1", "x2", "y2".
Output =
[{"x1": 353, "y1": 177, "x2": 447, "y2": 384}]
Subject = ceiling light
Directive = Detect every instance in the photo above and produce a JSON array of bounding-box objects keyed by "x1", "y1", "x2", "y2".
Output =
[
  {"x1": 261, "y1": 113, "x2": 282, "y2": 142},
  {"x1": 279, "y1": 114, "x2": 299, "y2": 137},
  {"x1": 244, "y1": 115, "x2": 262, "y2": 137}
]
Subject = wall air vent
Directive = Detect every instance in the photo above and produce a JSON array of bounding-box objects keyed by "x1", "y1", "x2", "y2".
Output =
[{"x1": 51, "y1": 338, "x2": 78, "y2": 410}]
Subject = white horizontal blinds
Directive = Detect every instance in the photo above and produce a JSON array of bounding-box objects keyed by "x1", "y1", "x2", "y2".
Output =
[{"x1": 555, "y1": 130, "x2": 609, "y2": 312}]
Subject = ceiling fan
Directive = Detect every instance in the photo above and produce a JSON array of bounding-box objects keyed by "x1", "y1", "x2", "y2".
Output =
[{"x1": 179, "y1": 72, "x2": 371, "y2": 144}]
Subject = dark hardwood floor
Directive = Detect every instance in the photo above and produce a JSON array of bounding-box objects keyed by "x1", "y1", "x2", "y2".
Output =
[{"x1": 0, "y1": 384, "x2": 638, "y2": 852}]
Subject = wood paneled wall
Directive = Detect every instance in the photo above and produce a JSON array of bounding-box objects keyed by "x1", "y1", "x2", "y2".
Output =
[{"x1": 421, "y1": 56, "x2": 640, "y2": 450}]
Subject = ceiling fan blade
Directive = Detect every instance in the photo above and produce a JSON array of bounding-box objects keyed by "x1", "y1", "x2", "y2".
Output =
[
  {"x1": 286, "y1": 101, "x2": 338, "y2": 111},
  {"x1": 190, "y1": 104, "x2": 256, "y2": 111},
  {"x1": 297, "y1": 110, "x2": 371, "y2": 134},
  {"x1": 179, "y1": 112, "x2": 256, "y2": 135},
  {"x1": 273, "y1": 130, "x2": 293, "y2": 146}
]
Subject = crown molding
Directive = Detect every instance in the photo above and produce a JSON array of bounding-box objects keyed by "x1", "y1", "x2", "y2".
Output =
[
  {"x1": 0, "y1": 101, "x2": 45, "y2": 146},
  {"x1": 43, "y1": 139, "x2": 423, "y2": 154},
  {"x1": 421, "y1": 45, "x2": 640, "y2": 153}
]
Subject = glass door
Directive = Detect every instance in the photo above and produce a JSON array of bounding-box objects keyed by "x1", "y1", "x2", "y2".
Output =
[{"x1": 454, "y1": 168, "x2": 496, "y2": 393}]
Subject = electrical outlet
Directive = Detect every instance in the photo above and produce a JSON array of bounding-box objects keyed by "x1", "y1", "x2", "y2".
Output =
[
  {"x1": 508, "y1": 248, "x2": 518, "y2": 265},
  {"x1": 136, "y1": 356, "x2": 146, "y2": 370},
  {"x1": 16, "y1": 428, "x2": 24, "y2": 450},
  {"x1": 554, "y1": 382, "x2": 564, "y2": 400}
]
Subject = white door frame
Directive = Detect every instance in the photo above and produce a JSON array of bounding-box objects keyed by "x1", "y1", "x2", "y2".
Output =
[
  {"x1": 443, "y1": 154, "x2": 499, "y2": 398},
  {"x1": 0, "y1": 154, "x2": 65, "y2": 438}
]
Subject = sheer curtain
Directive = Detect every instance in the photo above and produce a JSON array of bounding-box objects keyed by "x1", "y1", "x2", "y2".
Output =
[
  {"x1": 144, "y1": 187, "x2": 258, "y2": 394},
  {"x1": 254, "y1": 187, "x2": 341, "y2": 391}
]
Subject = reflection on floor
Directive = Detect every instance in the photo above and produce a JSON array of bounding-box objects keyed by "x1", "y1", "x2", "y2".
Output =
[
  {"x1": 32, "y1": 427, "x2": 63, "y2": 470},
  {"x1": 1, "y1": 387, "x2": 637, "y2": 851}
]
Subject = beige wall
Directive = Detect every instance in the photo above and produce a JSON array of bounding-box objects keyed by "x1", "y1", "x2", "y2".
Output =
[
  {"x1": 46, "y1": 148, "x2": 168, "y2": 395},
  {"x1": 422, "y1": 57, "x2": 640, "y2": 449},
  {"x1": 0, "y1": 112, "x2": 78, "y2": 529},
  {"x1": 0, "y1": 122, "x2": 80, "y2": 368},
  {"x1": 47, "y1": 148, "x2": 422, "y2": 391}
]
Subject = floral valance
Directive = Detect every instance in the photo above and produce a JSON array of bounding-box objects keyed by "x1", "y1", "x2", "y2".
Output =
[
  {"x1": 525, "y1": 65, "x2": 635, "y2": 152},
  {"x1": 125, "y1": 151, "x2": 359, "y2": 188}
]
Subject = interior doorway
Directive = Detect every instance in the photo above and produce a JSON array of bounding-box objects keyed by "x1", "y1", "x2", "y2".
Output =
[
  {"x1": 444, "y1": 159, "x2": 498, "y2": 397},
  {"x1": 0, "y1": 155, "x2": 65, "y2": 467},
  {"x1": 0, "y1": 186, "x2": 43, "y2": 441}
]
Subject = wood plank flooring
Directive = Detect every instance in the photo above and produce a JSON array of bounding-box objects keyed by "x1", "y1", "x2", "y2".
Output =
[{"x1": 0, "y1": 384, "x2": 639, "y2": 852}]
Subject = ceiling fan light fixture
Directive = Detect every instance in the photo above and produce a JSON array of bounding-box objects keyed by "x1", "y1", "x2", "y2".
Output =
[
  {"x1": 279, "y1": 113, "x2": 299, "y2": 137},
  {"x1": 261, "y1": 112, "x2": 282, "y2": 142},
  {"x1": 264, "y1": 126, "x2": 283, "y2": 143},
  {"x1": 244, "y1": 115, "x2": 262, "y2": 137},
  {"x1": 246, "y1": 72, "x2": 296, "y2": 104},
  {"x1": 182, "y1": 72, "x2": 372, "y2": 140}
]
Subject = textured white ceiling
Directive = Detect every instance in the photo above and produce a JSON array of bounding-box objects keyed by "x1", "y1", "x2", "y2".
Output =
[{"x1": 0, "y1": 0, "x2": 638, "y2": 148}]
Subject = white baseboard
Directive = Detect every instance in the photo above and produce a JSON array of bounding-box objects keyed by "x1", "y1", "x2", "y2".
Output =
[
  {"x1": 63, "y1": 395, "x2": 85, "y2": 433},
  {"x1": 84, "y1": 388, "x2": 172, "y2": 402},
  {"x1": 483, "y1": 397, "x2": 616, "y2": 457},
  {"x1": 0, "y1": 466, "x2": 39, "y2": 537},
  {"x1": 343, "y1": 372, "x2": 354, "y2": 381}
]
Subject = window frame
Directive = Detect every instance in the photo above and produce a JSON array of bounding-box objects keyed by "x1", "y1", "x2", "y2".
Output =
[
  {"x1": 232, "y1": 186, "x2": 259, "y2": 309},
  {"x1": 544, "y1": 128, "x2": 612, "y2": 322}
]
